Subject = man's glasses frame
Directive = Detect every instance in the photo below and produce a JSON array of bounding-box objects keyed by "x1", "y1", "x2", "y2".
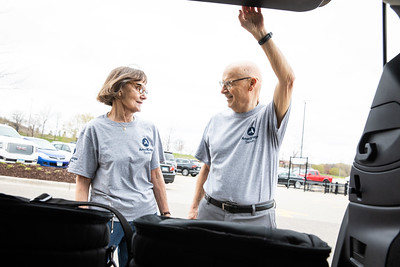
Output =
[{"x1": 219, "y1": 77, "x2": 252, "y2": 90}]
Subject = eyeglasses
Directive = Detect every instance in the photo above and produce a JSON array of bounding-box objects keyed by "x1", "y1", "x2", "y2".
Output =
[
  {"x1": 134, "y1": 83, "x2": 148, "y2": 95},
  {"x1": 118, "y1": 79, "x2": 148, "y2": 95},
  {"x1": 219, "y1": 77, "x2": 252, "y2": 90}
]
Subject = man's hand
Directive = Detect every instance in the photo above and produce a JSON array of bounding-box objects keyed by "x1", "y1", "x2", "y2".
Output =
[
  {"x1": 188, "y1": 163, "x2": 209, "y2": 220},
  {"x1": 238, "y1": 6, "x2": 266, "y2": 39},
  {"x1": 188, "y1": 206, "x2": 198, "y2": 220}
]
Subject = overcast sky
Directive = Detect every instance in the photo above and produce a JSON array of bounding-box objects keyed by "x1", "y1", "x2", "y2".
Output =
[{"x1": 1, "y1": 0, "x2": 399, "y2": 165}]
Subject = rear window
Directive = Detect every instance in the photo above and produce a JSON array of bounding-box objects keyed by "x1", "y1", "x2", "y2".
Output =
[{"x1": 164, "y1": 153, "x2": 175, "y2": 161}]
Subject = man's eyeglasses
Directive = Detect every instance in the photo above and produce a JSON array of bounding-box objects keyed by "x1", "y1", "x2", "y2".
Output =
[
  {"x1": 134, "y1": 83, "x2": 148, "y2": 95},
  {"x1": 219, "y1": 77, "x2": 252, "y2": 90}
]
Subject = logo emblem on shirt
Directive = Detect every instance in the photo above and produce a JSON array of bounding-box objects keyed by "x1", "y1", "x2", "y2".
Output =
[
  {"x1": 242, "y1": 126, "x2": 258, "y2": 144},
  {"x1": 139, "y1": 137, "x2": 153, "y2": 154},
  {"x1": 247, "y1": 127, "x2": 255, "y2": 136},
  {"x1": 142, "y1": 138, "x2": 149, "y2": 147}
]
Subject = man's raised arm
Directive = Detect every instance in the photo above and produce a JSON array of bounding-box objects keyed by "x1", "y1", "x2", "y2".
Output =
[{"x1": 238, "y1": 6, "x2": 295, "y2": 126}]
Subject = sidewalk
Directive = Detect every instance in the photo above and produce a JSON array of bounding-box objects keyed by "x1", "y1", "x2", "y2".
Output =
[{"x1": 0, "y1": 175, "x2": 76, "y2": 200}]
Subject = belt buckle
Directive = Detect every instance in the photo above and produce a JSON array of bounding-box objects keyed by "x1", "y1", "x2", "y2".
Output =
[
  {"x1": 222, "y1": 202, "x2": 227, "y2": 210},
  {"x1": 221, "y1": 202, "x2": 234, "y2": 211}
]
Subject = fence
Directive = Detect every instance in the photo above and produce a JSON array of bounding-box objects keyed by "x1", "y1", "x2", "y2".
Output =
[{"x1": 303, "y1": 181, "x2": 349, "y2": 196}]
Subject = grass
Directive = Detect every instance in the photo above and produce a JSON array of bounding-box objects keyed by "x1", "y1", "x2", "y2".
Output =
[
  {"x1": 328, "y1": 174, "x2": 348, "y2": 179},
  {"x1": 173, "y1": 153, "x2": 196, "y2": 160}
]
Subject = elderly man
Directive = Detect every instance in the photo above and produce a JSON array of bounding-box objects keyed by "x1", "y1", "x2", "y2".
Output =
[{"x1": 188, "y1": 6, "x2": 295, "y2": 227}]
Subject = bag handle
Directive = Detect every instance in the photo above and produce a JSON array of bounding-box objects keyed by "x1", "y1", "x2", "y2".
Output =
[{"x1": 30, "y1": 193, "x2": 134, "y2": 266}]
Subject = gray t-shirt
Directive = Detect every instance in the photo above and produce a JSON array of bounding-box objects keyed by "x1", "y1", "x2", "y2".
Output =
[
  {"x1": 195, "y1": 102, "x2": 290, "y2": 205},
  {"x1": 68, "y1": 114, "x2": 165, "y2": 221}
]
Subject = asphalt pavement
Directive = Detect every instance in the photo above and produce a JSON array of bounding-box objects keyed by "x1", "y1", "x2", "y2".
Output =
[{"x1": 0, "y1": 174, "x2": 349, "y2": 265}]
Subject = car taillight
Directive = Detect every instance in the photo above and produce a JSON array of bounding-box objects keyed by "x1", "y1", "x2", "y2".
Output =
[
  {"x1": 192, "y1": 165, "x2": 197, "y2": 168},
  {"x1": 170, "y1": 166, "x2": 175, "y2": 171}
]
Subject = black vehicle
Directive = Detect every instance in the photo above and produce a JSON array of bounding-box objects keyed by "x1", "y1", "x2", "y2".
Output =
[
  {"x1": 161, "y1": 162, "x2": 175, "y2": 184},
  {"x1": 175, "y1": 158, "x2": 201, "y2": 177},
  {"x1": 277, "y1": 172, "x2": 305, "y2": 189}
]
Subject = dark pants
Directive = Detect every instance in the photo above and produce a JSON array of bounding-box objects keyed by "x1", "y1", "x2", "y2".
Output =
[{"x1": 107, "y1": 220, "x2": 135, "y2": 267}]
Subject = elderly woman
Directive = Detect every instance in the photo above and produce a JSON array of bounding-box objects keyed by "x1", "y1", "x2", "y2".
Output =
[{"x1": 68, "y1": 66, "x2": 170, "y2": 266}]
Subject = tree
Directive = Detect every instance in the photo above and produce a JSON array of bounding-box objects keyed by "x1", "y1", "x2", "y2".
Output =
[
  {"x1": 291, "y1": 148, "x2": 300, "y2": 158},
  {"x1": 334, "y1": 163, "x2": 351, "y2": 177},
  {"x1": 163, "y1": 128, "x2": 174, "y2": 151},
  {"x1": 11, "y1": 111, "x2": 25, "y2": 132},
  {"x1": 28, "y1": 114, "x2": 40, "y2": 137},
  {"x1": 65, "y1": 113, "x2": 94, "y2": 139},
  {"x1": 311, "y1": 163, "x2": 351, "y2": 177},
  {"x1": 329, "y1": 167, "x2": 340, "y2": 176},
  {"x1": 312, "y1": 164, "x2": 324, "y2": 174},
  {"x1": 53, "y1": 112, "x2": 62, "y2": 140},
  {"x1": 39, "y1": 108, "x2": 52, "y2": 136},
  {"x1": 174, "y1": 139, "x2": 185, "y2": 153}
]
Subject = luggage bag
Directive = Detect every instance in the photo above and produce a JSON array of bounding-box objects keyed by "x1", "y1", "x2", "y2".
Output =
[
  {"x1": 132, "y1": 214, "x2": 332, "y2": 267},
  {"x1": 0, "y1": 192, "x2": 134, "y2": 267}
]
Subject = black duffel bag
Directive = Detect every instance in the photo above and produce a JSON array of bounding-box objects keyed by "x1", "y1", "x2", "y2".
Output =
[
  {"x1": 132, "y1": 214, "x2": 331, "y2": 267},
  {"x1": 0, "y1": 193, "x2": 134, "y2": 267}
]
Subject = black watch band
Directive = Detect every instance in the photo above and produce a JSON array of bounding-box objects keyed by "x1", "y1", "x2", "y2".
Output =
[{"x1": 258, "y1": 32, "x2": 273, "y2": 45}]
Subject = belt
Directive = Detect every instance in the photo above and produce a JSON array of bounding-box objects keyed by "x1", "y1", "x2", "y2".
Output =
[{"x1": 204, "y1": 194, "x2": 275, "y2": 214}]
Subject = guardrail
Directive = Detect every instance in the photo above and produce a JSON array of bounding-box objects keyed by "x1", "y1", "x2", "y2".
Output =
[
  {"x1": 281, "y1": 179, "x2": 349, "y2": 196},
  {"x1": 303, "y1": 181, "x2": 349, "y2": 196}
]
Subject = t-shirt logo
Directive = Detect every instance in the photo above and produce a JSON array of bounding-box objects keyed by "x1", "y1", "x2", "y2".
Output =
[
  {"x1": 139, "y1": 137, "x2": 153, "y2": 154},
  {"x1": 142, "y1": 138, "x2": 150, "y2": 147},
  {"x1": 241, "y1": 126, "x2": 258, "y2": 144},
  {"x1": 247, "y1": 127, "x2": 255, "y2": 136}
]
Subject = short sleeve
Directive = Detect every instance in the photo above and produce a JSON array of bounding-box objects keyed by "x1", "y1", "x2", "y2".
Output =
[
  {"x1": 195, "y1": 122, "x2": 211, "y2": 165},
  {"x1": 68, "y1": 127, "x2": 98, "y2": 179},
  {"x1": 150, "y1": 127, "x2": 165, "y2": 170}
]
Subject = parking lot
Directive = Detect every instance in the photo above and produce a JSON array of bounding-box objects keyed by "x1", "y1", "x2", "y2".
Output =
[{"x1": 0, "y1": 173, "x2": 349, "y2": 264}]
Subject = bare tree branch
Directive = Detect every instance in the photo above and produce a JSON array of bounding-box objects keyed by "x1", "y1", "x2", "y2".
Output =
[{"x1": 11, "y1": 110, "x2": 25, "y2": 132}]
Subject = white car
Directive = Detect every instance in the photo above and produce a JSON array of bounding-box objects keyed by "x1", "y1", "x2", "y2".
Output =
[
  {"x1": 52, "y1": 141, "x2": 76, "y2": 161},
  {"x1": 0, "y1": 124, "x2": 38, "y2": 165}
]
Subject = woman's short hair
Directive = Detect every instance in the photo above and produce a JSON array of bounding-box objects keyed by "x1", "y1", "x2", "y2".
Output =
[{"x1": 97, "y1": 66, "x2": 147, "y2": 106}]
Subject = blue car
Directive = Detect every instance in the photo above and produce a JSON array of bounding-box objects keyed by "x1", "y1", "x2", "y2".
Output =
[{"x1": 24, "y1": 137, "x2": 69, "y2": 168}]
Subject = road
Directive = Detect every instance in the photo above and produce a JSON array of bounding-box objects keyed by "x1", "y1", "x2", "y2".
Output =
[{"x1": 0, "y1": 174, "x2": 349, "y2": 265}]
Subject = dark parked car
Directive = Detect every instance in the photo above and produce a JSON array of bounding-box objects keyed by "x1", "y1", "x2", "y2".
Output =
[
  {"x1": 175, "y1": 158, "x2": 201, "y2": 177},
  {"x1": 277, "y1": 172, "x2": 305, "y2": 189},
  {"x1": 161, "y1": 162, "x2": 175, "y2": 184}
]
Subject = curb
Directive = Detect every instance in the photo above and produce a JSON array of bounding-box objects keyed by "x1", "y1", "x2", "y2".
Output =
[{"x1": 0, "y1": 175, "x2": 76, "y2": 190}]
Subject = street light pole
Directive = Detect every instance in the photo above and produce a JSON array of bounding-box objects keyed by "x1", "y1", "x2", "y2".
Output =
[{"x1": 300, "y1": 101, "x2": 306, "y2": 158}]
